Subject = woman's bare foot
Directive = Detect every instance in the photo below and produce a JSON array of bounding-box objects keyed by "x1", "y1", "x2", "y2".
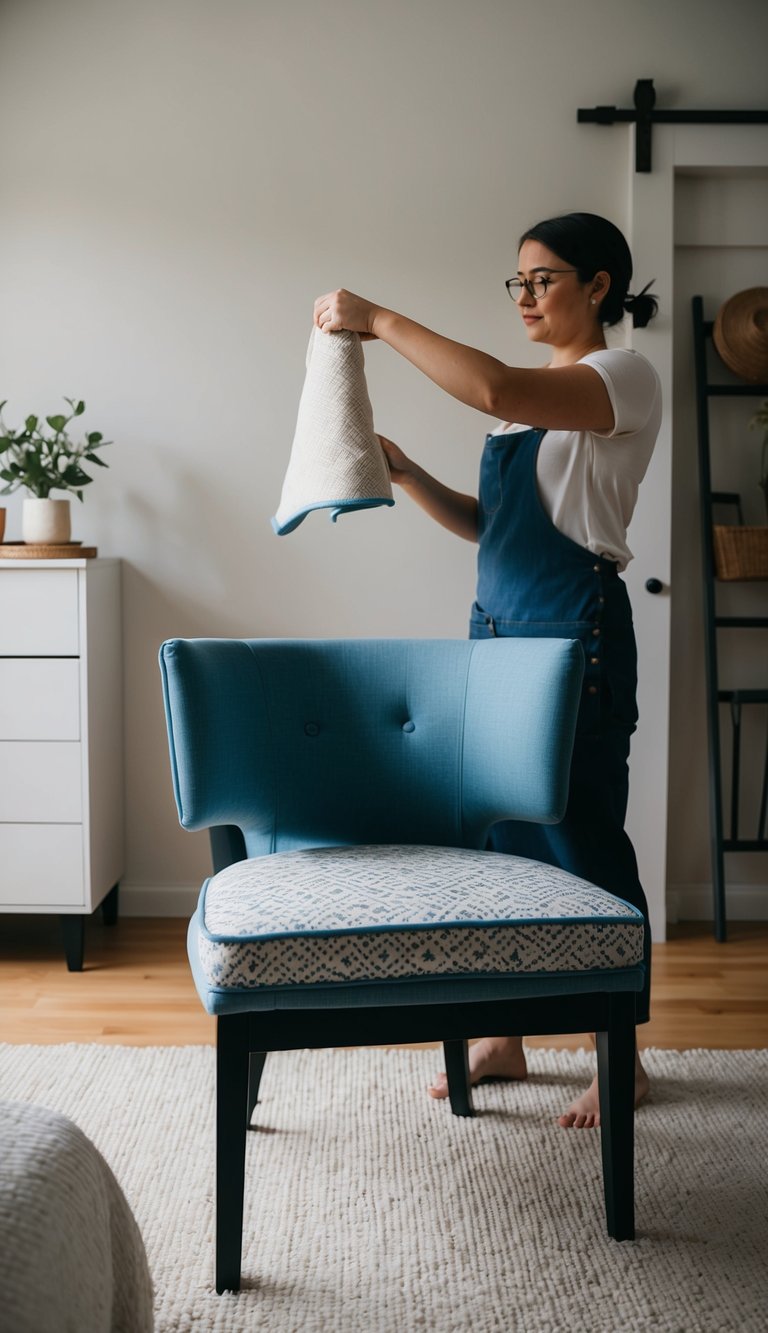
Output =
[
  {"x1": 558, "y1": 1052, "x2": 650, "y2": 1129},
  {"x1": 428, "y1": 1036, "x2": 528, "y2": 1099}
]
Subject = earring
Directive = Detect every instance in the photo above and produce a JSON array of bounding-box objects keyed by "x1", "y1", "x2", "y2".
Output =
[{"x1": 590, "y1": 298, "x2": 597, "y2": 305}]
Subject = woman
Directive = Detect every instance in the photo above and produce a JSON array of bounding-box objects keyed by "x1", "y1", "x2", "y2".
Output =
[{"x1": 314, "y1": 212, "x2": 661, "y2": 1129}]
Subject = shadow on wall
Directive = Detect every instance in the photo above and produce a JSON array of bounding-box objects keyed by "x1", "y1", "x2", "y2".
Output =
[{"x1": 121, "y1": 559, "x2": 222, "y2": 890}]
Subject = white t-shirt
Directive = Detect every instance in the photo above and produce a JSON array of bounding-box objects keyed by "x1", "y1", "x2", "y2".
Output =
[{"x1": 491, "y1": 348, "x2": 661, "y2": 570}]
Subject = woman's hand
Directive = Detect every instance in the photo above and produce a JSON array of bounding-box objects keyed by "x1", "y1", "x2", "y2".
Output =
[
  {"x1": 378, "y1": 434, "x2": 479, "y2": 541},
  {"x1": 314, "y1": 289, "x2": 383, "y2": 339},
  {"x1": 377, "y1": 435, "x2": 416, "y2": 487}
]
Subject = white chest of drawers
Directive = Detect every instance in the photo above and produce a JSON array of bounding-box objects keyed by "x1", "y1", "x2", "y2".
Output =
[{"x1": 0, "y1": 558, "x2": 124, "y2": 967}]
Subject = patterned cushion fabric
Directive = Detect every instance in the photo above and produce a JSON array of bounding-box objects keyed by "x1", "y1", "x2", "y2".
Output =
[{"x1": 194, "y1": 845, "x2": 644, "y2": 993}]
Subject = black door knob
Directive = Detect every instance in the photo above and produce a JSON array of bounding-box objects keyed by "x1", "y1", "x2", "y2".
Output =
[{"x1": 645, "y1": 578, "x2": 663, "y2": 595}]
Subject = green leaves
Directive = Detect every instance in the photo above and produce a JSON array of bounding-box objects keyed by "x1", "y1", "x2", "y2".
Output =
[{"x1": 0, "y1": 398, "x2": 112, "y2": 499}]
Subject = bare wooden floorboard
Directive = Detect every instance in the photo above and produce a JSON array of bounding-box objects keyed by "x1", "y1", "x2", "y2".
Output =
[{"x1": 1, "y1": 916, "x2": 767, "y2": 1048}]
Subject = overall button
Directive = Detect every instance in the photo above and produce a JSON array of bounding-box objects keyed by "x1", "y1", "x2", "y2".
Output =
[
  {"x1": 304, "y1": 722, "x2": 320, "y2": 737},
  {"x1": 402, "y1": 720, "x2": 416, "y2": 734}
]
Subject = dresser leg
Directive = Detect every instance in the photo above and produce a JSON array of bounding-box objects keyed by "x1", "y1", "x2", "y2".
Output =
[
  {"x1": 102, "y1": 883, "x2": 120, "y2": 926},
  {"x1": 61, "y1": 914, "x2": 85, "y2": 972}
]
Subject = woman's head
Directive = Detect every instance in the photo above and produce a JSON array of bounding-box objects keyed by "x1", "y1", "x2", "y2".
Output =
[{"x1": 517, "y1": 212, "x2": 657, "y2": 329}]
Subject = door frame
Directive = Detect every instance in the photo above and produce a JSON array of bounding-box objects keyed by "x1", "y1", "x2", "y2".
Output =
[{"x1": 624, "y1": 124, "x2": 768, "y2": 942}]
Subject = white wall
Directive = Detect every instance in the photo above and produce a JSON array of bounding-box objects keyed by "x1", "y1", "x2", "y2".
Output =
[{"x1": 1, "y1": 0, "x2": 767, "y2": 909}]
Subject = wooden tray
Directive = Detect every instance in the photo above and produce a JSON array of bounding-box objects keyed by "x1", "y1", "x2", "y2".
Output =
[{"x1": 0, "y1": 542, "x2": 98, "y2": 559}]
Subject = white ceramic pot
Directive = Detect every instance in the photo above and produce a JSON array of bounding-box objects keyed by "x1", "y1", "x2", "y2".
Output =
[{"x1": 22, "y1": 497, "x2": 72, "y2": 544}]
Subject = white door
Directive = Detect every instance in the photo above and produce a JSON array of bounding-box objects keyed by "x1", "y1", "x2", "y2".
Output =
[{"x1": 625, "y1": 125, "x2": 768, "y2": 942}]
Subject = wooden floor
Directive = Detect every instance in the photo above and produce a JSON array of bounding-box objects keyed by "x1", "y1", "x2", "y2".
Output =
[{"x1": 1, "y1": 915, "x2": 767, "y2": 1048}]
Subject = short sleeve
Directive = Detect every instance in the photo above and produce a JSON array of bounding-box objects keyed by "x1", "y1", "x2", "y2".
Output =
[{"x1": 581, "y1": 349, "x2": 660, "y2": 439}]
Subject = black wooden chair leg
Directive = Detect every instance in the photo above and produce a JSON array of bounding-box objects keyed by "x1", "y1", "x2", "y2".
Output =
[
  {"x1": 61, "y1": 914, "x2": 85, "y2": 972},
  {"x1": 596, "y1": 993, "x2": 636, "y2": 1241},
  {"x1": 443, "y1": 1039, "x2": 474, "y2": 1117},
  {"x1": 101, "y1": 883, "x2": 120, "y2": 926},
  {"x1": 247, "y1": 1052, "x2": 267, "y2": 1126},
  {"x1": 216, "y1": 1014, "x2": 251, "y2": 1292}
]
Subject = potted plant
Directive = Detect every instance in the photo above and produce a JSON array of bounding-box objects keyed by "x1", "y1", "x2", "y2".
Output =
[{"x1": 0, "y1": 398, "x2": 111, "y2": 543}]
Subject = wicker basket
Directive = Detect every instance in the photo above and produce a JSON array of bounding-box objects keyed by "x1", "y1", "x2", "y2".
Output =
[{"x1": 712, "y1": 525, "x2": 768, "y2": 581}]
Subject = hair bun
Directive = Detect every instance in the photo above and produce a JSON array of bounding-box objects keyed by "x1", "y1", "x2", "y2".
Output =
[{"x1": 624, "y1": 280, "x2": 658, "y2": 329}]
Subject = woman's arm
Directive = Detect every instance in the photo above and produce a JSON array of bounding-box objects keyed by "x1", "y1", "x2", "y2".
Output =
[
  {"x1": 314, "y1": 290, "x2": 614, "y2": 433},
  {"x1": 379, "y1": 436, "x2": 478, "y2": 543}
]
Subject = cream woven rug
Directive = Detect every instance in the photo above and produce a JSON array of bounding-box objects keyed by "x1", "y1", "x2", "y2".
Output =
[{"x1": 1, "y1": 1044, "x2": 766, "y2": 1333}]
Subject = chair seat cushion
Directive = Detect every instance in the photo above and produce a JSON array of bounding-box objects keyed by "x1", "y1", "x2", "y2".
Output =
[{"x1": 192, "y1": 845, "x2": 644, "y2": 997}]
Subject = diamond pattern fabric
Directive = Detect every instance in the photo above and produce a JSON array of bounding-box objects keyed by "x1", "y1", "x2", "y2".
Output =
[
  {"x1": 196, "y1": 844, "x2": 644, "y2": 991},
  {"x1": 272, "y1": 328, "x2": 394, "y2": 534}
]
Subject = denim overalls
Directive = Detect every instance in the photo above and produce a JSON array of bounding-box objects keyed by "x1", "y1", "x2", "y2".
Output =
[{"x1": 471, "y1": 426, "x2": 651, "y2": 1022}]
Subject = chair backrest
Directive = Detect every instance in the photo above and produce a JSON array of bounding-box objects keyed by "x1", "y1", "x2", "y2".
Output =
[{"x1": 159, "y1": 637, "x2": 583, "y2": 856}]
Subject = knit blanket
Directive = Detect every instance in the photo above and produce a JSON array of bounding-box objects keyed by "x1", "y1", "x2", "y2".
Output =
[
  {"x1": 0, "y1": 1100, "x2": 154, "y2": 1332},
  {"x1": 272, "y1": 328, "x2": 394, "y2": 535}
]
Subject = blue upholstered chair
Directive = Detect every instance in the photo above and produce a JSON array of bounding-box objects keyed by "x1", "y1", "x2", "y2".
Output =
[{"x1": 159, "y1": 637, "x2": 645, "y2": 1293}]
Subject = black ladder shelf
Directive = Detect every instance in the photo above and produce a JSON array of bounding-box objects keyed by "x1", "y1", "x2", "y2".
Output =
[{"x1": 692, "y1": 295, "x2": 768, "y2": 941}]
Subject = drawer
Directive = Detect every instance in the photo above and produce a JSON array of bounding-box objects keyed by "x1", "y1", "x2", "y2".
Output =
[
  {"x1": 0, "y1": 824, "x2": 84, "y2": 906},
  {"x1": 0, "y1": 660, "x2": 80, "y2": 739},
  {"x1": 0, "y1": 742, "x2": 82, "y2": 822},
  {"x1": 0, "y1": 570, "x2": 79, "y2": 655}
]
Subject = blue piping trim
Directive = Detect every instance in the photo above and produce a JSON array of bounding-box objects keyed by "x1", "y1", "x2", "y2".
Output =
[
  {"x1": 272, "y1": 497, "x2": 395, "y2": 535},
  {"x1": 196, "y1": 906, "x2": 644, "y2": 946}
]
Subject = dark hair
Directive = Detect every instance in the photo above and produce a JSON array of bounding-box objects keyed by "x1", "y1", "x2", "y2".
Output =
[{"x1": 518, "y1": 212, "x2": 658, "y2": 329}]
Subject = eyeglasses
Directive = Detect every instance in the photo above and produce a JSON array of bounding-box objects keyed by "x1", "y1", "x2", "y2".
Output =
[{"x1": 505, "y1": 269, "x2": 578, "y2": 301}]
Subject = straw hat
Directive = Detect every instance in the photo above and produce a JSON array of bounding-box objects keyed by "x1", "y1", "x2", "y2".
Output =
[{"x1": 712, "y1": 287, "x2": 768, "y2": 383}]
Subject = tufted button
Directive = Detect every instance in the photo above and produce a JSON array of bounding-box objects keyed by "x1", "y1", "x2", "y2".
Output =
[
  {"x1": 402, "y1": 720, "x2": 416, "y2": 734},
  {"x1": 304, "y1": 722, "x2": 320, "y2": 737}
]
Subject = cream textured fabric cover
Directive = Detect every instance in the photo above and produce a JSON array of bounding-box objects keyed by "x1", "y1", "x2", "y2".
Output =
[
  {"x1": 0, "y1": 1100, "x2": 154, "y2": 1332},
  {"x1": 272, "y1": 328, "x2": 394, "y2": 534}
]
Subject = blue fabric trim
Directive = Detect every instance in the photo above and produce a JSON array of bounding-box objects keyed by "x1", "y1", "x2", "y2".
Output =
[
  {"x1": 195, "y1": 880, "x2": 644, "y2": 945},
  {"x1": 272, "y1": 497, "x2": 395, "y2": 535},
  {"x1": 203, "y1": 915, "x2": 643, "y2": 944}
]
